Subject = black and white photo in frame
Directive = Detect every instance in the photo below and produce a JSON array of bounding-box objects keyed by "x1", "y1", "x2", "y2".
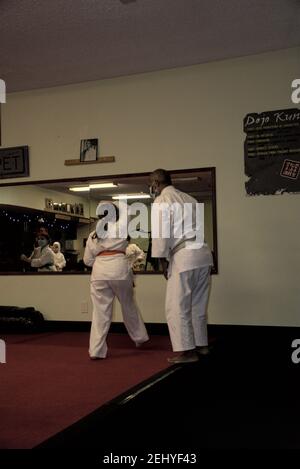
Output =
[{"x1": 80, "y1": 139, "x2": 98, "y2": 162}]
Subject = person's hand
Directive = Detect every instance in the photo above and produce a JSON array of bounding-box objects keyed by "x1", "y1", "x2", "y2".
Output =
[
  {"x1": 20, "y1": 254, "x2": 28, "y2": 262},
  {"x1": 161, "y1": 259, "x2": 169, "y2": 280}
]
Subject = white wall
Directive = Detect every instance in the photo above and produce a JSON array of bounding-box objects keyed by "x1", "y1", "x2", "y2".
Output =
[
  {"x1": 1, "y1": 46, "x2": 300, "y2": 325},
  {"x1": 0, "y1": 185, "x2": 90, "y2": 215}
]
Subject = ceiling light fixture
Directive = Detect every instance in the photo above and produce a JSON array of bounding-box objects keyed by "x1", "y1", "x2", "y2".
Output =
[
  {"x1": 172, "y1": 177, "x2": 200, "y2": 182},
  {"x1": 69, "y1": 186, "x2": 90, "y2": 192},
  {"x1": 89, "y1": 183, "x2": 118, "y2": 189},
  {"x1": 69, "y1": 182, "x2": 118, "y2": 192},
  {"x1": 112, "y1": 194, "x2": 151, "y2": 200}
]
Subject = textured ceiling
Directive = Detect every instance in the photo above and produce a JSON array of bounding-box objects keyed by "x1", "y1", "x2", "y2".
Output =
[{"x1": 1, "y1": 0, "x2": 300, "y2": 93}]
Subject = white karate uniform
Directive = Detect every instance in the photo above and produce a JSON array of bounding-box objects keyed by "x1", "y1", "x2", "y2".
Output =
[
  {"x1": 83, "y1": 227, "x2": 149, "y2": 358},
  {"x1": 151, "y1": 185, "x2": 213, "y2": 352},
  {"x1": 83, "y1": 146, "x2": 96, "y2": 161},
  {"x1": 30, "y1": 246, "x2": 57, "y2": 272},
  {"x1": 52, "y1": 242, "x2": 66, "y2": 271}
]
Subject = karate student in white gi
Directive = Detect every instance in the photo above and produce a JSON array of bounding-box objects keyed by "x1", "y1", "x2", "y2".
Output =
[
  {"x1": 20, "y1": 233, "x2": 57, "y2": 272},
  {"x1": 51, "y1": 242, "x2": 66, "y2": 271},
  {"x1": 83, "y1": 201, "x2": 149, "y2": 359},
  {"x1": 150, "y1": 169, "x2": 213, "y2": 364}
]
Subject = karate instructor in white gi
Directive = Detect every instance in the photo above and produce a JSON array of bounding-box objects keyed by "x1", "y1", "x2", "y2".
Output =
[
  {"x1": 84, "y1": 201, "x2": 149, "y2": 359},
  {"x1": 150, "y1": 169, "x2": 213, "y2": 364}
]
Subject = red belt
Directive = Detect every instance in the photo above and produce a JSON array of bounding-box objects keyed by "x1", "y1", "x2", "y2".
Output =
[{"x1": 97, "y1": 250, "x2": 126, "y2": 257}]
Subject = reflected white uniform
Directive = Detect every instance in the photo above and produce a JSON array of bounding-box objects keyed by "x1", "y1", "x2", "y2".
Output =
[
  {"x1": 152, "y1": 185, "x2": 213, "y2": 352},
  {"x1": 30, "y1": 246, "x2": 56, "y2": 272},
  {"x1": 52, "y1": 242, "x2": 66, "y2": 271},
  {"x1": 83, "y1": 228, "x2": 149, "y2": 358}
]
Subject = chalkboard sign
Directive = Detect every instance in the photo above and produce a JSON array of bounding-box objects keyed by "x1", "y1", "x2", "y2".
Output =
[
  {"x1": 0, "y1": 146, "x2": 29, "y2": 179},
  {"x1": 244, "y1": 108, "x2": 300, "y2": 195}
]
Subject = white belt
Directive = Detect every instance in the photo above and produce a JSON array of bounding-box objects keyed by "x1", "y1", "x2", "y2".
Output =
[{"x1": 170, "y1": 236, "x2": 197, "y2": 256}]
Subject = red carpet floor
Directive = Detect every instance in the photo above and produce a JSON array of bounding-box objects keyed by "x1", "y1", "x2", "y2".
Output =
[{"x1": 0, "y1": 332, "x2": 172, "y2": 449}]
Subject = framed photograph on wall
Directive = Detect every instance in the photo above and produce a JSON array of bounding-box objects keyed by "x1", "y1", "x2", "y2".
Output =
[{"x1": 80, "y1": 139, "x2": 98, "y2": 162}]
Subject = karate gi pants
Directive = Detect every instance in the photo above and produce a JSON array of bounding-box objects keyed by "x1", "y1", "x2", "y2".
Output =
[
  {"x1": 165, "y1": 266, "x2": 211, "y2": 352},
  {"x1": 89, "y1": 276, "x2": 149, "y2": 358}
]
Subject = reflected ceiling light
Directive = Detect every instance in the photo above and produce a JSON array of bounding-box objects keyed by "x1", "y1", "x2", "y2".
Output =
[
  {"x1": 69, "y1": 182, "x2": 117, "y2": 192},
  {"x1": 69, "y1": 186, "x2": 90, "y2": 192},
  {"x1": 172, "y1": 177, "x2": 200, "y2": 182},
  {"x1": 89, "y1": 183, "x2": 118, "y2": 189},
  {"x1": 112, "y1": 194, "x2": 151, "y2": 200}
]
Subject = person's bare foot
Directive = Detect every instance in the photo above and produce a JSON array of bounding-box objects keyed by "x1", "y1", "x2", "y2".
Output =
[
  {"x1": 167, "y1": 350, "x2": 199, "y2": 364},
  {"x1": 135, "y1": 338, "x2": 150, "y2": 348}
]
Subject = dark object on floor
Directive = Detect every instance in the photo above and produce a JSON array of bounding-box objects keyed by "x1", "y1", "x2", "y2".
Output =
[{"x1": 0, "y1": 306, "x2": 44, "y2": 332}]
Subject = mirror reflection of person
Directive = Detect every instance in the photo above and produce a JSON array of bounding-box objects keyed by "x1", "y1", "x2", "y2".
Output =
[
  {"x1": 28, "y1": 226, "x2": 49, "y2": 261},
  {"x1": 83, "y1": 201, "x2": 149, "y2": 359},
  {"x1": 21, "y1": 233, "x2": 57, "y2": 272},
  {"x1": 51, "y1": 242, "x2": 66, "y2": 271}
]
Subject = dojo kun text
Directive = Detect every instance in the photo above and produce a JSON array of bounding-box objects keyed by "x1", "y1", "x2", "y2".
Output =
[
  {"x1": 291, "y1": 79, "x2": 300, "y2": 104},
  {"x1": 0, "y1": 79, "x2": 6, "y2": 103},
  {"x1": 0, "y1": 339, "x2": 6, "y2": 364},
  {"x1": 96, "y1": 201, "x2": 204, "y2": 246}
]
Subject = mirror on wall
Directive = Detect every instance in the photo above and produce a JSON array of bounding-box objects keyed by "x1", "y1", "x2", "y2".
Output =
[{"x1": 0, "y1": 168, "x2": 218, "y2": 274}]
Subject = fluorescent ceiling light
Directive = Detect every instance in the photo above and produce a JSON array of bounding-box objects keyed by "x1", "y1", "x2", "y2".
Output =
[
  {"x1": 112, "y1": 194, "x2": 151, "y2": 200},
  {"x1": 69, "y1": 182, "x2": 117, "y2": 192},
  {"x1": 173, "y1": 177, "x2": 199, "y2": 182},
  {"x1": 89, "y1": 183, "x2": 118, "y2": 189},
  {"x1": 69, "y1": 186, "x2": 90, "y2": 192}
]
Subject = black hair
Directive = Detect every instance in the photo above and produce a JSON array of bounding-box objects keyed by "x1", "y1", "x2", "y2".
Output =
[{"x1": 150, "y1": 168, "x2": 172, "y2": 186}]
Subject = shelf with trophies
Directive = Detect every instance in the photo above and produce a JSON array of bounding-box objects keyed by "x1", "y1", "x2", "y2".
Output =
[{"x1": 44, "y1": 198, "x2": 97, "y2": 224}]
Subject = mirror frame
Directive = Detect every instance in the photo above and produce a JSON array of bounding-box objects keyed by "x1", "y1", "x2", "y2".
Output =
[{"x1": 0, "y1": 167, "x2": 218, "y2": 275}]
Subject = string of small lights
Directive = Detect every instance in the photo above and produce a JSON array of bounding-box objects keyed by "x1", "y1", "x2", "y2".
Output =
[{"x1": 1, "y1": 210, "x2": 71, "y2": 230}]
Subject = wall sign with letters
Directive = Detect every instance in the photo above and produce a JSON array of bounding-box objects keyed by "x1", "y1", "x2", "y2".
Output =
[
  {"x1": 244, "y1": 108, "x2": 300, "y2": 195},
  {"x1": 0, "y1": 146, "x2": 29, "y2": 179}
]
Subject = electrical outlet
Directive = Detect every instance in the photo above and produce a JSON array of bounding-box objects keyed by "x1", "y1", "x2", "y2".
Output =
[{"x1": 80, "y1": 301, "x2": 88, "y2": 314}]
